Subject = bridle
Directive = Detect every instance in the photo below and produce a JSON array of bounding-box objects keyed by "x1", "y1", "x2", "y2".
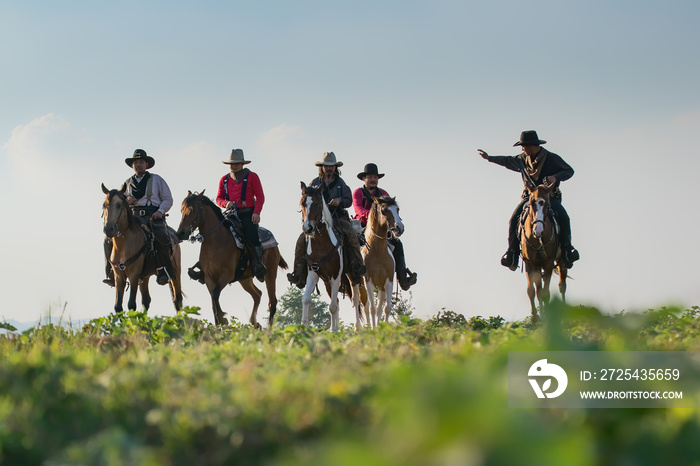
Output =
[{"x1": 185, "y1": 196, "x2": 226, "y2": 243}]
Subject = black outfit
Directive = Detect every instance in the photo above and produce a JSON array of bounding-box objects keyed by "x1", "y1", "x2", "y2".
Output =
[{"x1": 486, "y1": 147, "x2": 577, "y2": 265}]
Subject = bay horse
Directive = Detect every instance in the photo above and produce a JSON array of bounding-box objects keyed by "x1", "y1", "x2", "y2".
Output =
[
  {"x1": 362, "y1": 196, "x2": 404, "y2": 328},
  {"x1": 101, "y1": 184, "x2": 183, "y2": 313},
  {"x1": 298, "y1": 182, "x2": 363, "y2": 332},
  {"x1": 521, "y1": 183, "x2": 568, "y2": 321},
  {"x1": 176, "y1": 191, "x2": 288, "y2": 327}
]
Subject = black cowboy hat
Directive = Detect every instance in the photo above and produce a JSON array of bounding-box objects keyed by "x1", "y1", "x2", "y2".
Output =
[
  {"x1": 125, "y1": 149, "x2": 155, "y2": 169},
  {"x1": 357, "y1": 163, "x2": 385, "y2": 180},
  {"x1": 513, "y1": 130, "x2": 547, "y2": 147}
]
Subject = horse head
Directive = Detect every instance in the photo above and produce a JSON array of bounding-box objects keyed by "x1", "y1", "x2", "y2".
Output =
[
  {"x1": 375, "y1": 196, "x2": 404, "y2": 237},
  {"x1": 526, "y1": 183, "x2": 554, "y2": 239},
  {"x1": 177, "y1": 190, "x2": 206, "y2": 241},
  {"x1": 102, "y1": 183, "x2": 129, "y2": 238},
  {"x1": 300, "y1": 181, "x2": 330, "y2": 236}
]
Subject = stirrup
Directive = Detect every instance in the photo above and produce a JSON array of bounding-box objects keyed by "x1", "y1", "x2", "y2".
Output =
[{"x1": 156, "y1": 268, "x2": 170, "y2": 285}]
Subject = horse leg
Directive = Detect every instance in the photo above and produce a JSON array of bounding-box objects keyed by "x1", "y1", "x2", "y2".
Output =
[
  {"x1": 384, "y1": 278, "x2": 394, "y2": 323},
  {"x1": 114, "y1": 275, "x2": 126, "y2": 313},
  {"x1": 359, "y1": 280, "x2": 371, "y2": 328},
  {"x1": 350, "y1": 282, "x2": 361, "y2": 332},
  {"x1": 377, "y1": 288, "x2": 386, "y2": 323},
  {"x1": 127, "y1": 275, "x2": 140, "y2": 311},
  {"x1": 524, "y1": 264, "x2": 539, "y2": 321},
  {"x1": 329, "y1": 277, "x2": 341, "y2": 333},
  {"x1": 170, "y1": 244, "x2": 183, "y2": 311},
  {"x1": 558, "y1": 265, "x2": 568, "y2": 303},
  {"x1": 208, "y1": 283, "x2": 228, "y2": 326},
  {"x1": 263, "y1": 249, "x2": 280, "y2": 329},
  {"x1": 366, "y1": 278, "x2": 377, "y2": 328},
  {"x1": 139, "y1": 278, "x2": 152, "y2": 312},
  {"x1": 540, "y1": 268, "x2": 553, "y2": 317},
  {"x1": 240, "y1": 278, "x2": 262, "y2": 329},
  {"x1": 302, "y1": 271, "x2": 320, "y2": 327},
  {"x1": 265, "y1": 272, "x2": 278, "y2": 329}
]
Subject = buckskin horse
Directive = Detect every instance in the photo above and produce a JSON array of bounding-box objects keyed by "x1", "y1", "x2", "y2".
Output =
[
  {"x1": 362, "y1": 196, "x2": 404, "y2": 328},
  {"x1": 101, "y1": 183, "x2": 183, "y2": 313},
  {"x1": 298, "y1": 182, "x2": 363, "y2": 332},
  {"x1": 176, "y1": 191, "x2": 287, "y2": 327},
  {"x1": 521, "y1": 183, "x2": 568, "y2": 321}
]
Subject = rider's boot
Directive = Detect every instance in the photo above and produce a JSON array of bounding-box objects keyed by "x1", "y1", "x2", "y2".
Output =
[
  {"x1": 501, "y1": 249, "x2": 519, "y2": 271},
  {"x1": 394, "y1": 247, "x2": 417, "y2": 291},
  {"x1": 155, "y1": 244, "x2": 173, "y2": 286},
  {"x1": 561, "y1": 244, "x2": 580, "y2": 268},
  {"x1": 287, "y1": 235, "x2": 308, "y2": 289},
  {"x1": 252, "y1": 246, "x2": 267, "y2": 282}
]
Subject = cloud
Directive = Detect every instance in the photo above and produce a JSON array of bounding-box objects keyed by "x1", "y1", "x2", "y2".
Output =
[
  {"x1": 3, "y1": 113, "x2": 71, "y2": 177},
  {"x1": 256, "y1": 123, "x2": 304, "y2": 151}
]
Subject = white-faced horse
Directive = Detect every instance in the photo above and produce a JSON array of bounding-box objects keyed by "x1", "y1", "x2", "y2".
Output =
[
  {"x1": 521, "y1": 183, "x2": 568, "y2": 322},
  {"x1": 298, "y1": 182, "x2": 363, "y2": 332},
  {"x1": 362, "y1": 196, "x2": 404, "y2": 327}
]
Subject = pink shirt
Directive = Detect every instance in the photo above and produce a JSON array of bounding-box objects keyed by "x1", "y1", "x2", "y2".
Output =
[{"x1": 352, "y1": 186, "x2": 389, "y2": 227}]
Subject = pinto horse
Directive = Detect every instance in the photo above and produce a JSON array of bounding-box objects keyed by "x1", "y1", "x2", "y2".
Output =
[
  {"x1": 521, "y1": 183, "x2": 568, "y2": 321},
  {"x1": 176, "y1": 191, "x2": 287, "y2": 327},
  {"x1": 298, "y1": 182, "x2": 363, "y2": 332},
  {"x1": 101, "y1": 184, "x2": 183, "y2": 313},
  {"x1": 362, "y1": 196, "x2": 404, "y2": 328}
]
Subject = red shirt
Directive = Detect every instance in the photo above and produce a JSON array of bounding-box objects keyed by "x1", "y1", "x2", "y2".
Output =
[
  {"x1": 216, "y1": 170, "x2": 265, "y2": 214},
  {"x1": 352, "y1": 186, "x2": 389, "y2": 227}
]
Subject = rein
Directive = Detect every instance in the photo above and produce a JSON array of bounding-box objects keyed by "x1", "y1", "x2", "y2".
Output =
[
  {"x1": 110, "y1": 243, "x2": 147, "y2": 271},
  {"x1": 187, "y1": 200, "x2": 227, "y2": 243}
]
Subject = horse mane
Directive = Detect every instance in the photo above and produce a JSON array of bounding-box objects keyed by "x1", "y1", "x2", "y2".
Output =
[
  {"x1": 187, "y1": 192, "x2": 225, "y2": 221},
  {"x1": 376, "y1": 195, "x2": 398, "y2": 208}
]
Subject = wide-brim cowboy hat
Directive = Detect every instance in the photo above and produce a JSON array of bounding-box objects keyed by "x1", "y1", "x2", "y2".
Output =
[
  {"x1": 357, "y1": 163, "x2": 385, "y2": 180},
  {"x1": 514, "y1": 130, "x2": 547, "y2": 147},
  {"x1": 125, "y1": 149, "x2": 155, "y2": 169},
  {"x1": 315, "y1": 151, "x2": 343, "y2": 167},
  {"x1": 222, "y1": 148, "x2": 251, "y2": 165}
]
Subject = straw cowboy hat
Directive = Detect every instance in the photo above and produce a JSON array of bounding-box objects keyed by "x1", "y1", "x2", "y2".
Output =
[
  {"x1": 125, "y1": 149, "x2": 155, "y2": 169},
  {"x1": 514, "y1": 130, "x2": 547, "y2": 147},
  {"x1": 315, "y1": 151, "x2": 343, "y2": 167},
  {"x1": 222, "y1": 148, "x2": 251, "y2": 165},
  {"x1": 357, "y1": 163, "x2": 385, "y2": 180}
]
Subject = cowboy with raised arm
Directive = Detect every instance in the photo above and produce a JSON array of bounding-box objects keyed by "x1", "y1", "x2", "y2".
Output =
[
  {"x1": 216, "y1": 149, "x2": 267, "y2": 281},
  {"x1": 287, "y1": 152, "x2": 367, "y2": 287},
  {"x1": 353, "y1": 163, "x2": 417, "y2": 290},
  {"x1": 479, "y1": 130, "x2": 579, "y2": 270},
  {"x1": 103, "y1": 149, "x2": 176, "y2": 286}
]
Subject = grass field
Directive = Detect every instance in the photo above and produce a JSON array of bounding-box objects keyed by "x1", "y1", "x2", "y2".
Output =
[{"x1": 1, "y1": 303, "x2": 700, "y2": 465}]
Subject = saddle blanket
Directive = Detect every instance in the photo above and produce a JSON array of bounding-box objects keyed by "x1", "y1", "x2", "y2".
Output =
[{"x1": 228, "y1": 225, "x2": 278, "y2": 250}]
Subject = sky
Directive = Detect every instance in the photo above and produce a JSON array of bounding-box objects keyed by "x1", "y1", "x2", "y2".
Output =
[{"x1": 1, "y1": 0, "x2": 699, "y2": 326}]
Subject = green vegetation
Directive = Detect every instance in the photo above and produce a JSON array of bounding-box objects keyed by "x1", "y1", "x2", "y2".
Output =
[{"x1": 1, "y1": 303, "x2": 700, "y2": 465}]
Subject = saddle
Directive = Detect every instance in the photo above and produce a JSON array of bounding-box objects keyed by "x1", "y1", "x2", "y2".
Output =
[{"x1": 222, "y1": 215, "x2": 278, "y2": 250}]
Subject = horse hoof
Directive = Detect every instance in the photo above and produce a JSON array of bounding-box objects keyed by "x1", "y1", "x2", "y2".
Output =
[{"x1": 531, "y1": 314, "x2": 540, "y2": 324}]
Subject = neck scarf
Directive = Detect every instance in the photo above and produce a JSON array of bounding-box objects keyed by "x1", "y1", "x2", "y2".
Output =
[{"x1": 524, "y1": 148, "x2": 548, "y2": 182}]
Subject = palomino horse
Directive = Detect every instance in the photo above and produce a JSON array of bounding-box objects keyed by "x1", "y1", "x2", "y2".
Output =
[
  {"x1": 101, "y1": 184, "x2": 183, "y2": 313},
  {"x1": 176, "y1": 191, "x2": 288, "y2": 327},
  {"x1": 362, "y1": 196, "x2": 404, "y2": 328},
  {"x1": 298, "y1": 182, "x2": 363, "y2": 332},
  {"x1": 521, "y1": 183, "x2": 568, "y2": 321}
]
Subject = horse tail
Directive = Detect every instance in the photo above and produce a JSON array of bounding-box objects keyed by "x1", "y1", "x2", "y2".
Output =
[{"x1": 278, "y1": 254, "x2": 289, "y2": 270}]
